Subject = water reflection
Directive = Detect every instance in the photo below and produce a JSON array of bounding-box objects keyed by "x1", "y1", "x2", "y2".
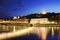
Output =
[
  {"x1": 4, "y1": 32, "x2": 59, "y2": 40},
  {"x1": 4, "y1": 33, "x2": 41, "y2": 40},
  {"x1": 47, "y1": 28, "x2": 59, "y2": 40},
  {"x1": 2, "y1": 27, "x2": 59, "y2": 40}
]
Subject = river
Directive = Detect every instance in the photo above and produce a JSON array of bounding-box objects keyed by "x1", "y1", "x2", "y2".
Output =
[{"x1": 0, "y1": 27, "x2": 59, "y2": 40}]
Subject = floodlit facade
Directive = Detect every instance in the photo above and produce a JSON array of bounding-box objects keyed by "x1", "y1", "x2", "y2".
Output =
[
  {"x1": 30, "y1": 18, "x2": 55, "y2": 26},
  {"x1": 30, "y1": 18, "x2": 49, "y2": 24}
]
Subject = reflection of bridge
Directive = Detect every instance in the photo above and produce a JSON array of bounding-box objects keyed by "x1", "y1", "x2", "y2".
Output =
[
  {"x1": 0, "y1": 27, "x2": 33, "y2": 40},
  {"x1": 0, "y1": 27, "x2": 51, "y2": 40}
]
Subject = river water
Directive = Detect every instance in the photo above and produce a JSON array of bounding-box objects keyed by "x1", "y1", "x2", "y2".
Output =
[
  {"x1": 5, "y1": 32, "x2": 58, "y2": 40},
  {"x1": 2, "y1": 27, "x2": 60, "y2": 40}
]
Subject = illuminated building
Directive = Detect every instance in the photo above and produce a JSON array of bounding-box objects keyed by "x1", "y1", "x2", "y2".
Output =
[
  {"x1": 41, "y1": 10, "x2": 47, "y2": 15},
  {"x1": 13, "y1": 16, "x2": 17, "y2": 19}
]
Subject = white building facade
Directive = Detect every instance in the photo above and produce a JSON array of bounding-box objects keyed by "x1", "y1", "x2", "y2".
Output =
[{"x1": 30, "y1": 18, "x2": 55, "y2": 25}]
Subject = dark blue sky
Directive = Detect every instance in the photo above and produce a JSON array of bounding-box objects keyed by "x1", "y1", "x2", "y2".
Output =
[{"x1": 0, "y1": 0, "x2": 60, "y2": 18}]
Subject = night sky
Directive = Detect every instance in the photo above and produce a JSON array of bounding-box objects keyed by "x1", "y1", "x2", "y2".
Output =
[{"x1": 0, "y1": 0, "x2": 60, "y2": 18}]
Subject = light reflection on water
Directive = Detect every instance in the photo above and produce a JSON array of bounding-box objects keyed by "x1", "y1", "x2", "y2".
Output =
[
  {"x1": 2, "y1": 27, "x2": 59, "y2": 40},
  {"x1": 4, "y1": 32, "x2": 58, "y2": 40}
]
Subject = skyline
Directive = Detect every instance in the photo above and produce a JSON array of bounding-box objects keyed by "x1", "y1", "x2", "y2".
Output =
[{"x1": 0, "y1": 0, "x2": 60, "y2": 18}]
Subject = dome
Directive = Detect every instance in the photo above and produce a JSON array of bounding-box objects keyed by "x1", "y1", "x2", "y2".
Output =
[{"x1": 41, "y1": 10, "x2": 47, "y2": 14}]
